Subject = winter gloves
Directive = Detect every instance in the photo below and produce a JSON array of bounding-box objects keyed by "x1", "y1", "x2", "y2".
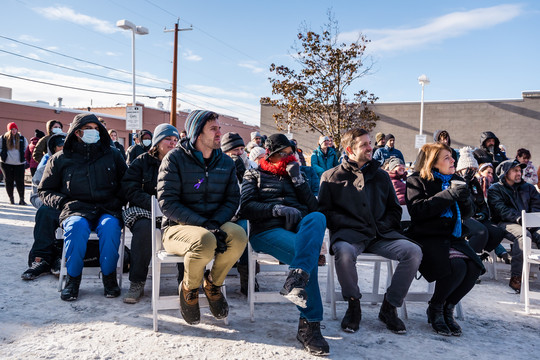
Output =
[
  {"x1": 203, "y1": 220, "x2": 228, "y2": 254},
  {"x1": 447, "y1": 185, "x2": 470, "y2": 202},
  {"x1": 286, "y1": 161, "x2": 305, "y2": 186},
  {"x1": 273, "y1": 204, "x2": 302, "y2": 231}
]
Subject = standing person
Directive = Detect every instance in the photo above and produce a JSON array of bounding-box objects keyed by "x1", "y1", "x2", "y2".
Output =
[
  {"x1": 32, "y1": 120, "x2": 63, "y2": 164},
  {"x1": 515, "y1": 148, "x2": 538, "y2": 186},
  {"x1": 311, "y1": 135, "x2": 340, "y2": 179},
  {"x1": 25, "y1": 130, "x2": 45, "y2": 177},
  {"x1": 121, "y1": 124, "x2": 179, "y2": 303},
  {"x1": 241, "y1": 133, "x2": 329, "y2": 355},
  {"x1": 318, "y1": 128, "x2": 422, "y2": 334},
  {"x1": 488, "y1": 160, "x2": 540, "y2": 293},
  {"x1": 158, "y1": 110, "x2": 247, "y2": 325},
  {"x1": 38, "y1": 114, "x2": 127, "y2": 301},
  {"x1": 109, "y1": 129, "x2": 127, "y2": 160},
  {"x1": 126, "y1": 129, "x2": 152, "y2": 165},
  {"x1": 433, "y1": 130, "x2": 458, "y2": 163},
  {"x1": 0, "y1": 122, "x2": 28, "y2": 205},
  {"x1": 406, "y1": 143, "x2": 484, "y2": 336},
  {"x1": 472, "y1": 131, "x2": 507, "y2": 174},
  {"x1": 372, "y1": 132, "x2": 386, "y2": 153},
  {"x1": 373, "y1": 134, "x2": 405, "y2": 166}
]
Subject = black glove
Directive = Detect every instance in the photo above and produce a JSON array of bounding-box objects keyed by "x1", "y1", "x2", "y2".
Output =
[
  {"x1": 286, "y1": 161, "x2": 304, "y2": 186},
  {"x1": 273, "y1": 205, "x2": 302, "y2": 231},
  {"x1": 448, "y1": 185, "x2": 469, "y2": 202},
  {"x1": 473, "y1": 213, "x2": 486, "y2": 222},
  {"x1": 203, "y1": 220, "x2": 228, "y2": 254},
  {"x1": 463, "y1": 168, "x2": 476, "y2": 183},
  {"x1": 231, "y1": 155, "x2": 246, "y2": 183}
]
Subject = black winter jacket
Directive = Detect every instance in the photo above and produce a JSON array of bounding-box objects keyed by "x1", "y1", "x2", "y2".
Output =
[
  {"x1": 406, "y1": 172, "x2": 483, "y2": 282},
  {"x1": 240, "y1": 167, "x2": 318, "y2": 237},
  {"x1": 318, "y1": 159, "x2": 406, "y2": 253},
  {"x1": 122, "y1": 152, "x2": 160, "y2": 211},
  {"x1": 38, "y1": 114, "x2": 127, "y2": 224},
  {"x1": 473, "y1": 131, "x2": 507, "y2": 169},
  {"x1": 157, "y1": 138, "x2": 239, "y2": 228},
  {"x1": 488, "y1": 180, "x2": 540, "y2": 224}
]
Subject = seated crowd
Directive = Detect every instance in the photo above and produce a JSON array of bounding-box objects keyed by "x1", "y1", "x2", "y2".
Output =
[{"x1": 17, "y1": 112, "x2": 540, "y2": 356}]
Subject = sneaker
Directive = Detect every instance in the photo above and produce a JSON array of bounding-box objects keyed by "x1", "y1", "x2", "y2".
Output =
[
  {"x1": 509, "y1": 276, "x2": 521, "y2": 293},
  {"x1": 378, "y1": 294, "x2": 406, "y2": 334},
  {"x1": 123, "y1": 281, "x2": 145, "y2": 304},
  {"x1": 102, "y1": 271, "x2": 121, "y2": 298},
  {"x1": 297, "y1": 318, "x2": 330, "y2": 356},
  {"x1": 280, "y1": 268, "x2": 309, "y2": 308},
  {"x1": 179, "y1": 281, "x2": 200, "y2": 325},
  {"x1": 203, "y1": 271, "x2": 229, "y2": 319},
  {"x1": 341, "y1": 297, "x2": 361, "y2": 333},
  {"x1": 51, "y1": 258, "x2": 61, "y2": 277},
  {"x1": 21, "y1": 257, "x2": 51, "y2": 280},
  {"x1": 61, "y1": 274, "x2": 82, "y2": 301},
  {"x1": 318, "y1": 255, "x2": 326, "y2": 266}
]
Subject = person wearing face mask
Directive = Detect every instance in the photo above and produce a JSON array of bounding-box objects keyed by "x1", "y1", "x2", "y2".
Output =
[
  {"x1": 240, "y1": 133, "x2": 329, "y2": 356},
  {"x1": 32, "y1": 120, "x2": 63, "y2": 164},
  {"x1": 472, "y1": 131, "x2": 507, "y2": 179},
  {"x1": 108, "y1": 129, "x2": 126, "y2": 160},
  {"x1": 38, "y1": 113, "x2": 127, "y2": 301},
  {"x1": 126, "y1": 129, "x2": 153, "y2": 165}
]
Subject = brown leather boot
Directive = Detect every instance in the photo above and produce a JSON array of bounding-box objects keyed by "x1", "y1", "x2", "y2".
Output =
[
  {"x1": 203, "y1": 271, "x2": 229, "y2": 319},
  {"x1": 509, "y1": 276, "x2": 521, "y2": 293},
  {"x1": 179, "y1": 281, "x2": 200, "y2": 325}
]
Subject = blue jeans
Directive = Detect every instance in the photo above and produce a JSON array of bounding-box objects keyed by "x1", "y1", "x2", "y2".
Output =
[
  {"x1": 250, "y1": 212, "x2": 326, "y2": 322},
  {"x1": 62, "y1": 214, "x2": 122, "y2": 277}
]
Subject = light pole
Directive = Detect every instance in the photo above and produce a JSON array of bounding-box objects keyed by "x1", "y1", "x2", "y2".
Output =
[
  {"x1": 117, "y1": 19, "x2": 149, "y2": 143},
  {"x1": 418, "y1": 74, "x2": 430, "y2": 136}
]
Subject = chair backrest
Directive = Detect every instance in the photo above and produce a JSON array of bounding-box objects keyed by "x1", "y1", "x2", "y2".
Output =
[
  {"x1": 522, "y1": 211, "x2": 540, "y2": 229},
  {"x1": 401, "y1": 205, "x2": 411, "y2": 222},
  {"x1": 151, "y1": 195, "x2": 164, "y2": 253}
]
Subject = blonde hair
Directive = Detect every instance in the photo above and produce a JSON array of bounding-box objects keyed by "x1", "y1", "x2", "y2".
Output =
[
  {"x1": 417, "y1": 143, "x2": 452, "y2": 181},
  {"x1": 4, "y1": 131, "x2": 20, "y2": 151}
]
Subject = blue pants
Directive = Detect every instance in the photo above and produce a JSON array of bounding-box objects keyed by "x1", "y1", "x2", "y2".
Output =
[
  {"x1": 250, "y1": 212, "x2": 326, "y2": 322},
  {"x1": 62, "y1": 215, "x2": 122, "y2": 277}
]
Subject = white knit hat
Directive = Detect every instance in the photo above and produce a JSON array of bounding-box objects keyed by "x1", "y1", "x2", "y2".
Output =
[
  {"x1": 456, "y1": 146, "x2": 479, "y2": 171},
  {"x1": 249, "y1": 146, "x2": 266, "y2": 161}
]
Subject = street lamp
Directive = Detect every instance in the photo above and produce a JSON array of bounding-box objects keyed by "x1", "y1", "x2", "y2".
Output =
[
  {"x1": 117, "y1": 19, "x2": 149, "y2": 142},
  {"x1": 418, "y1": 74, "x2": 430, "y2": 136}
]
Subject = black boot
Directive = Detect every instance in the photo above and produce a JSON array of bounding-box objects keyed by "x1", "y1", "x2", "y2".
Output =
[
  {"x1": 427, "y1": 302, "x2": 452, "y2": 336},
  {"x1": 443, "y1": 302, "x2": 462, "y2": 336},
  {"x1": 297, "y1": 318, "x2": 330, "y2": 356},
  {"x1": 61, "y1": 274, "x2": 82, "y2": 301},
  {"x1": 341, "y1": 297, "x2": 361, "y2": 333},
  {"x1": 102, "y1": 271, "x2": 121, "y2": 298},
  {"x1": 237, "y1": 263, "x2": 259, "y2": 296},
  {"x1": 280, "y1": 268, "x2": 309, "y2": 308},
  {"x1": 378, "y1": 294, "x2": 406, "y2": 334}
]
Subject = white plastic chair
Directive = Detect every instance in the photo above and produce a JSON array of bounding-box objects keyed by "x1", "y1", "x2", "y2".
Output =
[
  {"x1": 150, "y1": 195, "x2": 228, "y2": 331},
  {"x1": 520, "y1": 210, "x2": 540, "y2": 313}
]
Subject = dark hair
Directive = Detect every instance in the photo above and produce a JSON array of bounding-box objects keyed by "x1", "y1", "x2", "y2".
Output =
[
  {"x1": 516, "y1": 148, "x2": 531, "y2": 159},
  {"x1": 341, "y1": 128, "x2": 369, "y2": 151}
]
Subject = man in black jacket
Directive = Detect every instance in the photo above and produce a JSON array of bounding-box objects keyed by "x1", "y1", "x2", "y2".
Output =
[
  {"x1": 126, "y1": 129, "x2": 152, "y2": 165},
  {"x1": 488, "y1": 159, "x2": 540, "y2": 293},
  {"x1": 39, "y1": 113, "x2": 127, "y2": 301},
  {"x1": 473, "y1": 131, "x2": 507, "y2": 172},
  {"x1": 318, "y1": 128, "x2": 422, "y2": 334},
  {"x1": 157, "y1": 110, "x2": 247, "y2": 325}
]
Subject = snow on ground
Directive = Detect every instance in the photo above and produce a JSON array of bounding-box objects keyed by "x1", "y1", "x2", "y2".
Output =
[{"x1": 1, "y1": 186, "x2": 539, "y2": 360}]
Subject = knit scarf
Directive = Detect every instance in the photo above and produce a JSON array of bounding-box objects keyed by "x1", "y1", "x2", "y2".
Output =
[
  {"x1": 259, "y1": 155, "x2": 297, "y2": 176},
  {"x1": 432, "y1": 171, "x2": 462, "y2": 238}
]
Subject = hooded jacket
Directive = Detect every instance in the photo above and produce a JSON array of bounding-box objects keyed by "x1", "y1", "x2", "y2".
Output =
[
  {"x1": 311, "y1": 146, "x2": 340, "y2": 178},
  {"x1": 38, "y1": 114, "x2": 127, "y2": 223},
  {"x1": 488, "y1": 160, "x2": 540, "y2": 224},
  {"x1": 473, "y1": 131, "x2": 507, "y2": 169},
  {"x1": 433, "y1": 130, "x2": 458, "y2": 163},
  {"x1": 25, "y1": 136, "x2": 40, "y2": 169},
  {"x1": 373, "y1": 144, "x2": 405, "y2": 166},
  {"x1": 126, "y1": 129, "x2": 153, "y2": 165},
  {"x1": 32, "y1": 120, "x2": 61, "y2": 164},
  {"x1": 122, "y1": 151, "x2": 161, "y2": 211},
  {"x1": 157, "y1": 138, "x2": 239, "y2": 228}
]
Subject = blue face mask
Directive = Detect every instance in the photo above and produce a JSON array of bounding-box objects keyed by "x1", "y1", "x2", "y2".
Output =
[
  {"x1": 51, "y1": 127, "x2": 63, "y2": 134},
  {"x1": 80, "y1": 129, "x2": 100, "y2": 144},
  {"x1": 142, "y1": 139, "x2": 152, "y2": 147}
]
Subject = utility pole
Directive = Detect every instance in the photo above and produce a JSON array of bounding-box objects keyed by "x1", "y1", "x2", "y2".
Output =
[{"x1": 165, "y1": 20, "x2": 192, "y2": 127}]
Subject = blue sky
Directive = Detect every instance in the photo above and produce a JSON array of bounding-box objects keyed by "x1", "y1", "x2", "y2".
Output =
[{"x1": 0, "y1": 1, "x2": 537, "y2": 126}]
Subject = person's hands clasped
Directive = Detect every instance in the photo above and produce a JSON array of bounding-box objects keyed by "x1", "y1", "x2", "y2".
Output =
[{"x1": 203, "y1": 220, "x2": 228, "y2": 254}]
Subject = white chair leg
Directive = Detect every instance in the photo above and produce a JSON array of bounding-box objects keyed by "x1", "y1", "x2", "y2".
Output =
[
  {"x1": 248, "y1": 243, "x2": 256, "y2": 322},
  {"x1": 152, "y1": 259, "x2": 161, "y2": 332},
  {"x1": 329, "y1": 254, "x2": 337, "y2": 320},
  {"x1": 58, "y1": 244, "x2": 67, "y2": 292},
  {"x1": 372, "y1": 261, "x2": 381, "y2": 305},
  {"x1": 455, "y1": 302, "x2": 464, "y2": 320}
]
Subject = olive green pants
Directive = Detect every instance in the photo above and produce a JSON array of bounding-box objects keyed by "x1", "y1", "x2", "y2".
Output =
[{"x1": 163, "y1": 222, "x2": 247, "y2": 289}]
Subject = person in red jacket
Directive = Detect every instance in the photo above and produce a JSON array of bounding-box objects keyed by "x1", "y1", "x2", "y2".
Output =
[{"x1": 385, "y1": 156, "x2": 406, "y2": 205}]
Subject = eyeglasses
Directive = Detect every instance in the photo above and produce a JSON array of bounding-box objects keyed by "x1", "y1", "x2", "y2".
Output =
[{"x1": 278, "y1": 151, "x2": 294, "y2": 157}]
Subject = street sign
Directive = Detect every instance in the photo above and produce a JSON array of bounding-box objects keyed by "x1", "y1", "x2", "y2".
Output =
[
  {"x1": 285, "y1": 133, "x2": 294, "y2": 140},
  {"x1": 126, "y1": 105, "x2": 143, "y2": 130},
  {"x1": 415, "y1": 134, "x2": 427, "y2": 149}
]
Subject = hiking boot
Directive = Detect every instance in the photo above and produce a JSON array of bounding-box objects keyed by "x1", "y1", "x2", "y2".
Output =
[
  {"x1": 297, "y1": 318, "x2": 330, "y2": 356},
  {"x1": 21, "y1": 257, "x2": 51, "y2": 280},
  {"x1": 443, "y1": 302, "x2": 462, "y2": 336},
  {"x1": 378, "y1": 294, "x2": 406, "y2": 334},
  {"x1": 280, "y1": 268, "x2": 309, "y2": 308},
  {"x1": 318, "y1": 255, "x2": 326, "y2": 266},
  {"x1": 341, "y1": 297, "x2": 361, "y2": 333},
  {"x1": 509, "y1": 276, "x2": 521, "y2": 293},
  {"x1": 102, "y1": 271, "x2": 121, "y2": 298},
  {"x1": 61, "y1": 274, "x2": 82, "y2": 301},
  {"x1": 123, "y1": 281, "x2": 145, "y2": 304},
  {"x1": 203, "y1": 271, "x2": 229, "y2": 319},
  {"x1": 427, "y1": 302, "x2": 451, "y2": 336},
  {"x1": 51, "y1": 258, "x2": 61, "y2": 277},
  {"x1": 179, "y1": 281, "x2": 200, "y2": 325}
]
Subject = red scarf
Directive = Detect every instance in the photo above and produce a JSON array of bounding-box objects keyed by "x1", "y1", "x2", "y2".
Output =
[{"x1": 259, "y1": 155, "x2": 297, "y2": 176}]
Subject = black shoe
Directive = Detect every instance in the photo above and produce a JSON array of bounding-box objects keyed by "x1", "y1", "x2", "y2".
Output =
[
  {"x1": 341, "y1": 297, "x2": 361, "y2": 333},
  {"x1": 21, "y1": 257, "x2": 51, "y2": 280},
  {"x1": 19, "y1": 199, "x2": 27, "y2": 205},
  {"x1": 237, "y1": 264, "x2": 259, "y2": 296},
  {"x1": 51, "y1": 258, "x2": 61, "y2": 277},
  {"x1": 427, "y1": 303, "x2": 451, "y2": 336},
  {"x1": 501, "y1": 252, "x2": 511, "y2": 265},
  {"x1": 61, "y1": 274, "x2": 82, "y2": 301},
  {"x1": 280, "y1": 268, "x2": 309, "y2": 308},
  {"x1": 203, "y1": 271, "x2": 229, "y2": 320},
  {"x1": 102, "y1": 271, "x2": 121, "y2": 298},
  {"x1": 443, "y1": 303, "x2": 462, "y2": 336},
  {"x1": 297, "y1": 318, "x2": 330, "y2": 356},
  {"x1": 479, "y1": 252, "x2": 490, "y2": 261},
  {"x1": 179, "y1": 281, "x2": 200, "y2": 325},
  {"x1": 9, "y1": 197, "x2": 14, "y2": 204},
  {"x1": 378, "y1": 294, "x2": 406, "y2": 334}
]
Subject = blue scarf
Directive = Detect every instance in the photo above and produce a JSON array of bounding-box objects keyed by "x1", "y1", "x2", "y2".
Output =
[{"x1": 432, "y1": 171, "x2": 462, "y2": 238}]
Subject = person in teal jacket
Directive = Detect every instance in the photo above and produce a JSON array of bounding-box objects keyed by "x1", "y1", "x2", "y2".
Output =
[{"x1": 310, "y1": 135, "x2": 340, "y2": 179}]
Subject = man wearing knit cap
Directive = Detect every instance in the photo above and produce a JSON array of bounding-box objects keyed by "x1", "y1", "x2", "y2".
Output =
[
  {"x1": 373, "y1": 133, "x2": 404, "y2": 166},
  {"x1": 373, "y1": 132, "x2": 386, "y2": 153},
  {"x1": 311, "y1": 135, "x2": 340, "y2": 179},
  {"x1": 158, "y1": 110, "x2": 247, "y2": 325}
]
